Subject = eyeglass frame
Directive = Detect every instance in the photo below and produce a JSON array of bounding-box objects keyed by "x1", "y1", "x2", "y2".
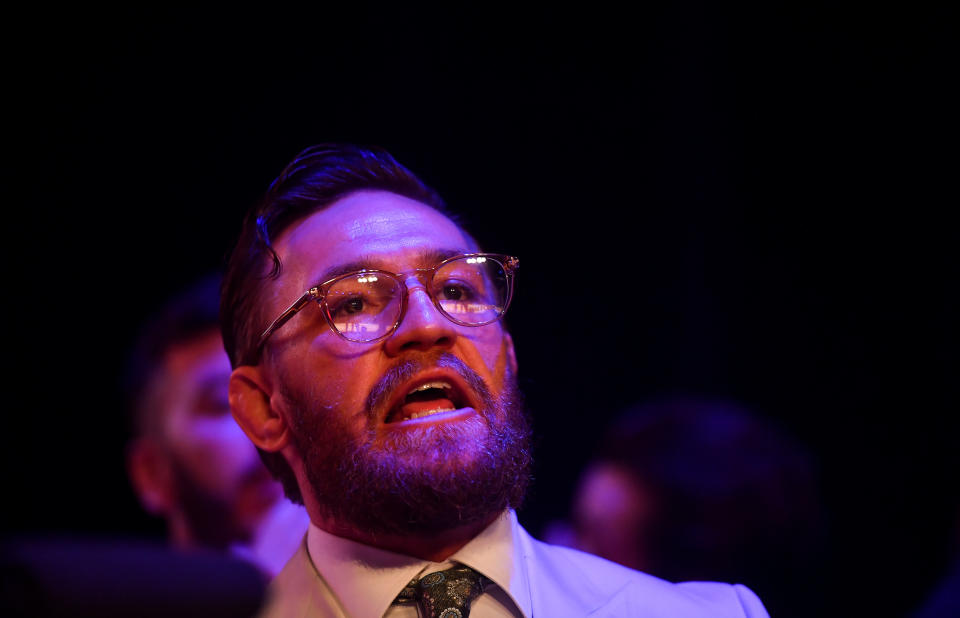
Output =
[{"x1": 255, "y1": 252, "x2": 519, "y2": 357}]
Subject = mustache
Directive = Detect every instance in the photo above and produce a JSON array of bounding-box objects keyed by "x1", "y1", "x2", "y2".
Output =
[{"x1": 365, "y1": 352, "x2": 495, "y2": 416}]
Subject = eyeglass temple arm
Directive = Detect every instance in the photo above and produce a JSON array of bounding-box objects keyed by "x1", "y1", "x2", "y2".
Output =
[{"x1": 256, "y1": 288, "x2": 319, "y2": 353}]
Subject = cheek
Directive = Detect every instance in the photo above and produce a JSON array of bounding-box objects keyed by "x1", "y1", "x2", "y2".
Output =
[
  {"x1": 170, "y1": 418, "x2": 260, "y2": 487},
  {"x1": 458, "y1": 329, "x2": 512, "y2": 390},
  {"x1": 281, "y1": 344, "x2": 380, "y2": 426}
]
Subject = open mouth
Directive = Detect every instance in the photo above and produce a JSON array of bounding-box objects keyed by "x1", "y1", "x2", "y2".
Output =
[{"x1": 385, "y1": 379, "x2": 471, "y2": 423}]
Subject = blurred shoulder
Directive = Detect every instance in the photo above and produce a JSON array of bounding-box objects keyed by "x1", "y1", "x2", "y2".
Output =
[{"x1": 520, "y1": 530, "x2": 769, "y2": 617}]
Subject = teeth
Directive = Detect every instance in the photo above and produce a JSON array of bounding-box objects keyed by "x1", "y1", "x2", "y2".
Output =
[
  {"x1": 407, "y1": 381, "x2": 451, "y2": 396},
  {"x1": 404, "y1": 407, "x2": 455, "y2": 421}
]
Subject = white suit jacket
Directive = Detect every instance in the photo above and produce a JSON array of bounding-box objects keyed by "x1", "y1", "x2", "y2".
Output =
[{"x1": 259, "y1": 513, "x2": 769, "y2": 618}]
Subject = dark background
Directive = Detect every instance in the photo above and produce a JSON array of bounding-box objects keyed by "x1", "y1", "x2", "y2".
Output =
[{"x1": 5, "y1": 4, "x2": 956, "y2": 617}]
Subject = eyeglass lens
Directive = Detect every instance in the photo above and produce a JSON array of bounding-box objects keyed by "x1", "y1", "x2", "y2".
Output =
[{"x1": 323, "y1": 256, "x2": 509, "y2": 342}]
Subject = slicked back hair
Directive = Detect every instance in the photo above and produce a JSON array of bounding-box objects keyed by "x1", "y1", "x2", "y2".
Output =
[{"x1": 220, "y1": 143, "x2": 449, "y2": 503}]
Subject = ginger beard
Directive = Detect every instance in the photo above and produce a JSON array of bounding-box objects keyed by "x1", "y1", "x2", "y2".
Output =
[{"x1": 280, "y1": 353, "x2": 533, "y2": 537}]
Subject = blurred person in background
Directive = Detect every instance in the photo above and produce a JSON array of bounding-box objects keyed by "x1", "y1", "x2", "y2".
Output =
[
  {"x1": 125, "y1": 274, "x2": 309, "y2": 578},
  {"x1": 543, "y1": 397, "x2": 826, "y2": 617}
]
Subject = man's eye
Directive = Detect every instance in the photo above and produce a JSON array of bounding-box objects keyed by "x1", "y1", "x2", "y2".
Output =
[
  {"x1": 437, "y1": 279, "x2": 478, "y2": 301},
  {"x1": 442, "y1": 285, "x2": 465, "y2": 300},
  {"x1": 328, "y1": 295, "x2": 366, "y2": 317},
  {"x1": 193, "y1": 391, "x2": 231, "y2": 417},
  {"x1": 338, "y1": 297, "x2": 365, "y2": 314}
]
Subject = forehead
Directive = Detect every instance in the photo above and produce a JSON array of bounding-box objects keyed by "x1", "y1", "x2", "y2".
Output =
[
  {"x1": 274, "y1": 190, "x2": 473, "y2": 283},
  {"x1": 161, "y1": 330, "x2": 231, "y2": 393},
  {"x1": 163, "y1": 330, "x2": 228, "y2": 378},
  {"x1": 157, "y1": 330, "x2": 230, "y2": 423}
]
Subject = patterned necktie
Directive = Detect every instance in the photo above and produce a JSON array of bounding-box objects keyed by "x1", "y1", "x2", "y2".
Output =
[{"x1": 393, "y1": 564, "x2": 492, "y2": 618}]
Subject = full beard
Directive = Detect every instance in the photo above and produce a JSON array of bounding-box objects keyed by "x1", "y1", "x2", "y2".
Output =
[{"x1": 282, "y1": 353, "x2": 533, "y2": 537}]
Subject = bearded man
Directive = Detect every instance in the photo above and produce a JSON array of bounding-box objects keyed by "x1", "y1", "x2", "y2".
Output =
[
  {"x1": 222, "y1": 144, "x2": 769, "y2": 617},
  {"x1": 126, "y1": 275, "x2": 309, "y2": 578}
]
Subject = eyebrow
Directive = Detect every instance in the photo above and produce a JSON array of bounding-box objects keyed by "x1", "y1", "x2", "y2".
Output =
[{"x1": 312, "y1": 248, "x2": 467, "y2": 285}]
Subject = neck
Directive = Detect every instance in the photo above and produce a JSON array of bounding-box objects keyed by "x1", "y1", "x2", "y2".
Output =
[{"x1": 314, "y1": 512, "x2": 501, "y2": 562}]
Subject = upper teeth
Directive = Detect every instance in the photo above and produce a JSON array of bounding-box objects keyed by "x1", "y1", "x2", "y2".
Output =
[{"x1": 407, "y1": 381, "x2": 451, "y2": 396}]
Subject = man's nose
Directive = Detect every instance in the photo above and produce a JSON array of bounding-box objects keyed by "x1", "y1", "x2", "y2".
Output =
[{"x1": 384, "y1": 282, "x2": 457, "y2": 355}]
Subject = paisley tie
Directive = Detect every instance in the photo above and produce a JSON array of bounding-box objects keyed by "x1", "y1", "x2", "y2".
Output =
[{"x1": 393, "y1": 564, "x2": 492, "y2": 618}]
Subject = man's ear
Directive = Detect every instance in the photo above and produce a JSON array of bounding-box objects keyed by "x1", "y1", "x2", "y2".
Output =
[
  {"x1": 504, "y1": 332, "x2": 519, "y2": 376},
  {"x1": 126, "y1": 438, "x2": 175, "y2": 515},
  {"x1": 229, "y1": 365, "x2": 290, "y2": 452}
]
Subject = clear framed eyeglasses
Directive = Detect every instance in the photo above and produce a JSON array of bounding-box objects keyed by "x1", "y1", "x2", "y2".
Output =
[{"x1": 256, "y1": 253, "x2": 518, "y2": 354}]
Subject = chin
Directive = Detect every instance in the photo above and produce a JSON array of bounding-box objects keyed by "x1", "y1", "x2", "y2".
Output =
[
  {"x1": 292, "y1": 360, "x2": 532, "y2": 537},
  {"x1": 306, "y1": 405, "x2": 531, "y2": 537}
]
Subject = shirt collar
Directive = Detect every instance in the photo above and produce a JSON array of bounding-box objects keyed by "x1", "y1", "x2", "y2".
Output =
[{"x1": 306, "y1": 510, "x2": 531, "y2": 618}]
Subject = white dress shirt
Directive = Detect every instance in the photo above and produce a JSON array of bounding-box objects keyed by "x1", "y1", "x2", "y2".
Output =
[{"x1": 304, "y1": 510, "x2": 528, "y2": 618}]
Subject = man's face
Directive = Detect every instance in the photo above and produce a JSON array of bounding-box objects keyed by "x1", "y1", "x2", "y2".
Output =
[
  {"x1": 160, "y1": 330, "x2": 283, "y2": 546},
  {"x1": 260, "y1": 190, "x2": 530, "y2": 535}
]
